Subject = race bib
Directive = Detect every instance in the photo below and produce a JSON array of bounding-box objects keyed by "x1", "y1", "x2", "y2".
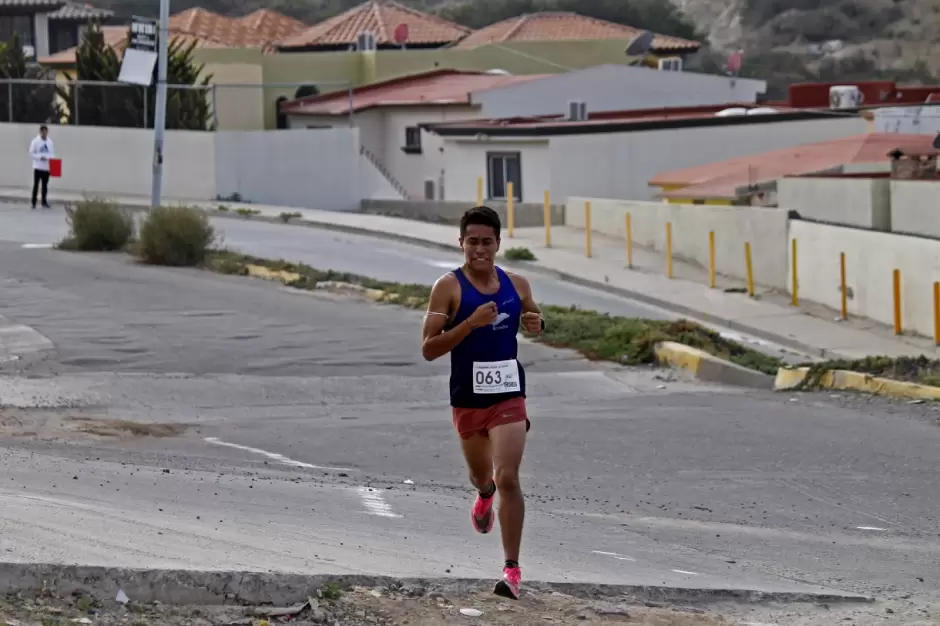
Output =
[{"x1": 472, "y1": 359, "x2": 521, "y2": 394}]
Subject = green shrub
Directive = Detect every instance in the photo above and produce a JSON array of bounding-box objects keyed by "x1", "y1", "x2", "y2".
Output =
[
  {"x1": 138, "y1": 205, "x2": 215, "y2": 267},
  {"x1": 504, "y1": 246, "x2": 537, "y2": 261},
  {"x1": 60, "y1": 197, "x2": 134, "y2": 251},
  {"x1": 279, "y1": 211, "x2": 302, "y2": 223}
]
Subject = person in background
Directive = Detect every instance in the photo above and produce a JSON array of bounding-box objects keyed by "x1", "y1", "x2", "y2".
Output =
[{"x1": 29, "y1": 124, "x2": 54, "y2": 209}]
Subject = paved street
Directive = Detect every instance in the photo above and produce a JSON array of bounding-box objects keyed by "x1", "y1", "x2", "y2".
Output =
[{"x1": 0, "y1": 205, "x2": 937, "y2": 607}]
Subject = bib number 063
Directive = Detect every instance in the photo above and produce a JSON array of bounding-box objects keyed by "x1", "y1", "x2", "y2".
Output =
[{"x1": 472, "y1": 359, "x2": 521, "y2": 394}]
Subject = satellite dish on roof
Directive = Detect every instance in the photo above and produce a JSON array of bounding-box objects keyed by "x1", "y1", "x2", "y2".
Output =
[{"x1": 625, "y1": 30, "x2": 653, "y2": 66}]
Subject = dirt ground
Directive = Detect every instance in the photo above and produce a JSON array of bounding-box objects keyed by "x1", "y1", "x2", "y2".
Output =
[
  {"x1": 1, "y1": 581, "x2": 937, "y2": 625},
  {"x1": 0, "y1": 585, "x2": 729, "y2": 626}
]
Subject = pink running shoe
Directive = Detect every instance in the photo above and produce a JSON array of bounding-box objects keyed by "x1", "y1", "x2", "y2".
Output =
[
  {"x1": 470, "y1": 489, "x2": 495, "y2": 534},
  {"x1": 494, "y1": 566, "x2": 521, "y2": 599}
]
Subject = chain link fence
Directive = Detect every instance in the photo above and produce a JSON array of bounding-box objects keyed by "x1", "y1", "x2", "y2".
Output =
[{"x1": 0, "y1": 78, "x2": 355, "y2": 130}]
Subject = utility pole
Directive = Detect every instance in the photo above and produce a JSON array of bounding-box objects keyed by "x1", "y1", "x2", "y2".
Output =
[{"x1": 150, "y1": 0, "x2": 169, "y2": 208}]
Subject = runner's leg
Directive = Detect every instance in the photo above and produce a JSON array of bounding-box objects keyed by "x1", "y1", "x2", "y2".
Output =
[
  {"x1": 489, "y1": 419, "x2": 527, "y2": 598},
  {"x1": 460, "y1": 432, "x2": 496, "y2": 533}
]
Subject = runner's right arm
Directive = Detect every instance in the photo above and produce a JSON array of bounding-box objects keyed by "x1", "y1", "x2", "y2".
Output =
[{"x1": 422, "y1": 275, "x2": 471, "y2": 361}]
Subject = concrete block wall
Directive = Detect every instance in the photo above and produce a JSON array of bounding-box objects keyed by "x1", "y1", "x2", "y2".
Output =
[
  {"x1": 777, "y1": 177, "x2": 891, "y2": 231},
  {"x1": 0, "y1": 123, "x2": 363, "y2": 211},
  {"x1": 790, "y1": 220, "x2": 940, "y2": 337},
  {"x1": 362, "y1": 199, "x2": 564, "y2": 228},
  {"x1": 889, "y1": 180, "x2": 940, "y2": 239},
  {"x1": 565, "y1": 197, "x2": 790, "y2": 289}
]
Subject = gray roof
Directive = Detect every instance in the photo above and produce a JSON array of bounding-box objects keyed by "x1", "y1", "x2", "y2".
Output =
[{"x1": 48, "y1": 2, "x2": 113, "y2": 19}]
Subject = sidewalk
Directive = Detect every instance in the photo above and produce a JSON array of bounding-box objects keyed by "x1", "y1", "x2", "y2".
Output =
[{"x1": 2, "y1": 186, "x2": 937, "y2": 361}]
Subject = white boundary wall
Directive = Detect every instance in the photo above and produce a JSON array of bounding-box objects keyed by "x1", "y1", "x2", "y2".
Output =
[
  {"x1": 566, "y1": 197, "x2": 790, "y2": 289},
  {"x1": 0, "y1": 123, "x2": 364, "y2": 211}
]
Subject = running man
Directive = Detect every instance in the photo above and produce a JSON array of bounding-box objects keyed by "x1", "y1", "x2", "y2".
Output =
[{"x1": 421, "y1": 205, "x2": 544, "y2": 599}]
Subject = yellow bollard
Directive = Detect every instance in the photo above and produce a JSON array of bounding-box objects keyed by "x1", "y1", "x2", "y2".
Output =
[
  {"x1": 708, "y1": 231, "x2": 716, "y2": 288},
  {"x1": 934, "y1": 282, "x2": 940, "y2": 346},
  {"x1": 840, "y1": 252, "x2": 848, "y2": 320},
  {"x1": 745, "y1": 242, "x2": 755, "y2": 297},
  {"x1": 625, "y1": 212, "x2": 633, "y2": 268},
  {"x1": 506, "y1": 182, "x2": 515, "y2": 237},
  {"x1": 585, "y1": 201, "x2": 592, "y2": 258},
  {"x1": 665, "y1": 222, "x2": 673, "y2": 278},
  {"x1": 893, "y1": 268, "x2": 902, "y2": 335},
  {"x1": 477, "y1": 177, "x2": 483, "y2": 205},
  {"x1": 791, "y1": 238, "x2": 799, "y2": 306},
  {"x1": 543, "y1": 190, "x2": 551, "y2": 248}
]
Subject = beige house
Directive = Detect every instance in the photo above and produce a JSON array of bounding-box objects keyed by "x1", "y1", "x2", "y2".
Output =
[{"x1": 281, "y1": 69, "x2": 546, "y2": 199}]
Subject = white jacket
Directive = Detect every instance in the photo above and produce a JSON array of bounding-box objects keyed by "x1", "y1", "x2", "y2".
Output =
[{"x1": 29, "y1": 136, "x2": 54, "y2": 171}]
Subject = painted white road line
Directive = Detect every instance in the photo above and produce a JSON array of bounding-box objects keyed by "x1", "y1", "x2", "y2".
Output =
[
  {"x1": 856, "y1": 526, "x2": 888, "y2": 531},
  {"x1": 356, "y1": 487, "x2": 402, "y2": 518},
  {"x1": 592, "y1": 550, "x2": 636, "y2": 561},
  {"x1": 204, "y1": 437, "x2": 355, "y2": 472},
  {"x1": 21, "y1": 243, "x2": 54, "y2": 249},
  {"x1": 671, "y1": 569, "x2": 700, "y2": 576}
]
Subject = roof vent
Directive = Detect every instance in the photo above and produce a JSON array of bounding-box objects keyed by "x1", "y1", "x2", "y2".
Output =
[
  {"x1": 566, "y1": 100, "x2": 587, "y2": 122},
  {"x1": 356, "y1": 31, "x2": 377, "y2": 51}
]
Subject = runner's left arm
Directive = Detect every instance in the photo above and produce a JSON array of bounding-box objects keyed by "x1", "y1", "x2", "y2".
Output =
[{"x1": 513, "y1": 275, "x2": 544, "y2": 334}]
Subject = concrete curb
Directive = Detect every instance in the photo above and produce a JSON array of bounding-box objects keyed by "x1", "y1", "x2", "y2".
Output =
[
  {"x1": 0, "y1": 563, "x2": 872, "y2": 607},
  {"x1": 774, "y1": 366, "x2": 940, "y2": 400},
  {"x1": 654, "y1": 341, "x2": 774, "y2": 389},
  {"x1": 0, "y1": 193, "x2": 827, "y2": 359}
]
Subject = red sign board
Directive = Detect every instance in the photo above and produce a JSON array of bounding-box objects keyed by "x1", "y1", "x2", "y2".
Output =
[
  {"x1": 393, "y1": 23, "x2": 409, "y2": 45},
  {"x1": 728, "y1": 51, "x2": 743, "y2": 75}
]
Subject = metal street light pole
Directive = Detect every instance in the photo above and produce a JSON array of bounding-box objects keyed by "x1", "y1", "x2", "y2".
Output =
[{"x1": 150, "y1": 0, "x2": 169, "y2": 208}]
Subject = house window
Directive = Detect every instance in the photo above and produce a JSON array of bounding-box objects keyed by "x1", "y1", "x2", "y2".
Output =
[
  {"x1": 487, "y1": 152, "x2": 522, "y2": 201},
  {"x1": 402, "y1": 126, "x2": 422, "y2": 154},
  {"x1": 0, "y1": 16, "x2": 34, "y2": 48},
  {"x1": 50, "y1": 22, "x2": 79, "y2": 55},
  {"x1": 658, "y1": 57, "x2": 683, "y2": 72}
]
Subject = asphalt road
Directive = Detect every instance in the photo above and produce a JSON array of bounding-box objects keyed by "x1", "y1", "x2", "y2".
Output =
[{"x1": 0, "y1": 204, "x2": 937, "y2": 605}]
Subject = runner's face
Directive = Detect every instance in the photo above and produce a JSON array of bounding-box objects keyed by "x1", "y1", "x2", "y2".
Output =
[{"x1": 460, "y1": 224, "x2": 499, "y2": 271}]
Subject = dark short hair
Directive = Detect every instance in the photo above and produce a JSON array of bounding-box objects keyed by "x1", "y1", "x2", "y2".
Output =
[
  {"x1": 460, "y1": 206, "x2": 500, "y2": 238},
  {"x1": 39, "y1": 125, "x2": 48, "y2": 131}
]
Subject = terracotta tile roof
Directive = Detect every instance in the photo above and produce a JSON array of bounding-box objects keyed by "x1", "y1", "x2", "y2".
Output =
[
  {"x1": 281, "y1": 68, "x2": 547, "y2": 115},
  {"x1": 278, "y1": 0, "x2": 471, "y2": 48},
  {"x1": 38, "y1": 23, "x2": 229, "y2": 66},
  {"x1": 236, "y1": 8, "x2": 307, "y2": 42},
  {"x1": 39, "y1": 7, "x2": 306, "y2": 66},
  {"x1": 453, "y1": 12, "x2": 700, "y2": 52},
  {"x1": 0, "y1": 0, "x2": 64, "y2": 7},
  {"x1": 652, "y1": 133, "x2": 936, "y2": 199},
  {"x1": 47, "y1": 2, "x2": 114, "y2": 20}
]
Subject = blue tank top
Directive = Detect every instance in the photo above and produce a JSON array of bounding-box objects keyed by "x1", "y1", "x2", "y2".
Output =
[{"x1": 447, "y1": 266, "x2": 526, "y2": 408}]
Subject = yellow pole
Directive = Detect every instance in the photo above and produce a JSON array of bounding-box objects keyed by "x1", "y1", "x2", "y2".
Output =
[
  {"x1": 506, "y1": 182, "x2": 515, "y2": 238},
  {"x1": 625, "y1": 212, "x2": 633, "y2": 268},
  {"x1": 745, "y1": 242, "x2": 754, "y2": 297},
  {"x1": 893, "y1": 268, "x2": 902, "y2": 335},
  {"x1": 477, "y1": 177, "x2": 483, "y2": 205},
  {"x1": 543, "y1": 190, "x2": 551, "y2": 248},
  {"x1": 665, "y1": 222, "x2": 673, "y2": 278},
  {"x1": 585, "y1": 201, "x2": 592, "y2": 258},
  {"x1": 933, "y1": 283, "x2": 940, "y2": 346},
  {"x1": 791, "y1": 238, "x2": 799, "y2": 306},
  {"x1": 840, "y1": 252, "x2": 848, "y2": 320},
  {"x1": 934, "y1": 282, "x2": 940, "y2": 346},
  {"x1": 708, "y1": 231, "x2": 716, "y2": 288}
]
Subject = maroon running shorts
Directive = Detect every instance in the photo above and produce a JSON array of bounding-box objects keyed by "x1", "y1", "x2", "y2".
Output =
[{"x1": 452, "y1": 397, "x2": 530, "y2": 440}]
